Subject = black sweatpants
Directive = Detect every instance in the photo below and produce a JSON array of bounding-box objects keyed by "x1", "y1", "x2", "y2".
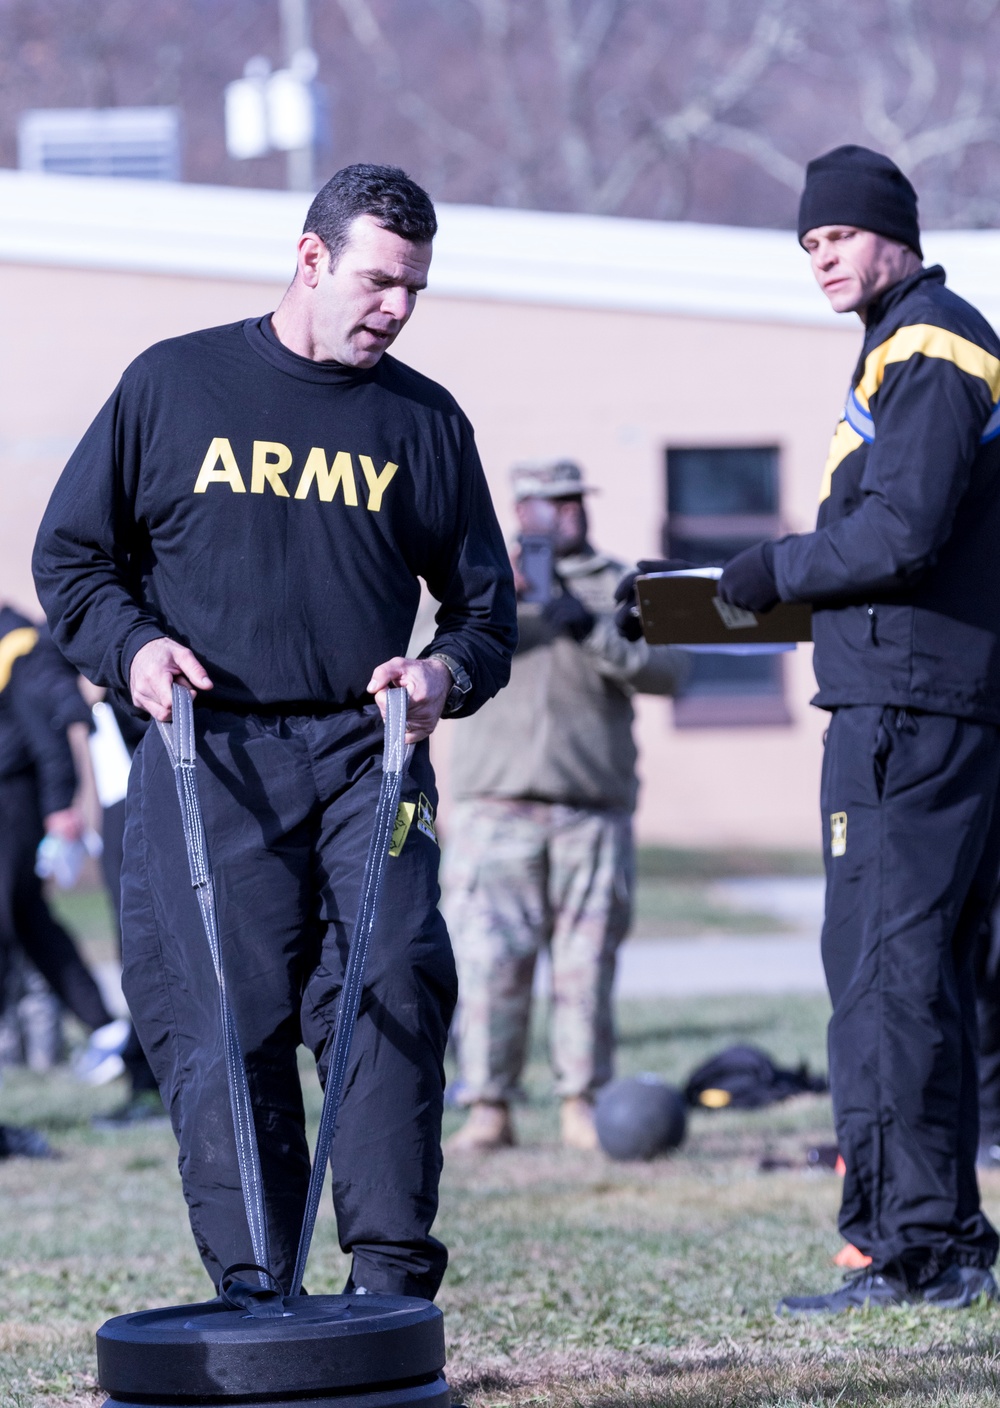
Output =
[
  {"x1": 821, "y1": 705, "x2": 1000, "y2": 1285},
  {"x1": 100, "y1": 797, "x2": 161, "y2": 1095},
  {"x1": 0, "y1": 771, "x2": 113, "y2": 1031},
  {"x1": 974, "y1": 888, "x2": 1000, "y2": 1148},
  {"x1": 121, "y1": 705, "x2": 457, "y2": 1298}
]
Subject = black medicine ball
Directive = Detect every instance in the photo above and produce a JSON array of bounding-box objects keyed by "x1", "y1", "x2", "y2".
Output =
[{"x1": 594, "y1": 1075, "x2": 687, "y2": 1160}]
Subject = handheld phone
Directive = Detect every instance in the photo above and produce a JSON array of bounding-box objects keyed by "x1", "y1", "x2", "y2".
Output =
[{"x1": 518, "y1": 534, "x2": 555, "y2": 604}]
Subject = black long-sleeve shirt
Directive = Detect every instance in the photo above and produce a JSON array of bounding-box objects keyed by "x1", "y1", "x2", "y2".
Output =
[
  {"x1": 33, "y1": 317, "x2": 516, "y2": 715},
  {"x1": 774, "y1": 266, "x2": 1000, "y2": 723},
  {"x1": 0, "y1": 606, "x2": 80, "y2": 816}
]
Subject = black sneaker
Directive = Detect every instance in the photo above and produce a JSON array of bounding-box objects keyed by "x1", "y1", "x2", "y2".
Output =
[
  {"x1": 0, "y1": 1124, "x2": 56, "y2": 1159},
  {"x1": 777, "y1": 1268, "x2": 912, "y2": 1315},
  {"x1": 919, "y1": 1264, "x2": 978, "y2": 1308},
  {"x1": 778, "y1": 1264, "x2": 999, "y2": 1316},
  {"x1": 91, "y1": 1091, "x2": 169, "y2": 1129},
  {"x1": 953, "y1": 1266, "x2": 1000, "y2": 1304}
]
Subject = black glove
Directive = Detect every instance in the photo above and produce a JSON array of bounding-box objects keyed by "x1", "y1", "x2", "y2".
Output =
[
  {"x1": 717, "y1": 541, "x2": 779, "y2": 613},
  {"x1": 613, "y1": 559, "x2": 694, "y2": 641},
  {"x1": 542, "y1": 588, "x2": 596, "y2": 642}
]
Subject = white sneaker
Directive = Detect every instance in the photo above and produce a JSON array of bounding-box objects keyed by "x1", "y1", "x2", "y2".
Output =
[{"x1": 72, "y1": 1018, "x2": 131, "y2": 1085}]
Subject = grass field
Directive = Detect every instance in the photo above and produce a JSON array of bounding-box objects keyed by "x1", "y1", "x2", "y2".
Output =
[
  {"x1": 45, "y1": 851, "x2": 823, "y2": 951},
  {"x1": 4, "y1": 979, "x2": 1000, "y2": 1408}
]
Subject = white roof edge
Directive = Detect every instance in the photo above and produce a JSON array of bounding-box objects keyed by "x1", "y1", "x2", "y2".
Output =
[{"x1": 0, "y1": 168, "x2": 998, "y2": 330}]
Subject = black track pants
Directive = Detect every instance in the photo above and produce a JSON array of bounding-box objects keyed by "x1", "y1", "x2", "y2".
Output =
[
  {"x1": 975, "y1": 889, "x2": 1000, "y2": 1147},
  {"x1": 101, "y1": 797, "x2": 161, "y2": 1094},
  {"x1": 0, "y1": 772, "x2": 113, "y2": 1031},
  {"x1": 120, "y1": 705, "x2": 457, "y2": 1298},
  {"x1": 821, "y1": 705, "x2": 1000, "y2": 1284}
]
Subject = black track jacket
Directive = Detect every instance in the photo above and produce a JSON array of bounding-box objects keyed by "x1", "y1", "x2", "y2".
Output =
[
  {"x1": 774, "y1": 266, "x2": 1000, "y2": 723},
  {"x1": 0, "y1": 606, "x2": 81, "y2": 816},
  {"x1": 33, "y1": 318, "x2": 516, "y2": 716}
]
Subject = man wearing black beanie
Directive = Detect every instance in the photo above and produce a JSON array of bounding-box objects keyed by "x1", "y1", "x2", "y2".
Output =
[{"x1": 719, "y1": 146, "x2": 1000, "y2": 1313}]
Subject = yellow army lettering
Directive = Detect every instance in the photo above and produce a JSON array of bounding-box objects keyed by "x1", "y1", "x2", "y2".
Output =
[
  {"x1": 251, "y1": 441, "x2": 293, "y2": 496},
  {"x1": 192, "y1": 437, "x2": 247, "y2": 493},
  {"x1": 358, "y1": 455, "x2": 399, "y2": 513},
  {"x1": 294, "y1": 448, "x2": 358, "y2": 505},
  {"x1": 193, "y1": 439, "x2": 399, "y2": 511}
]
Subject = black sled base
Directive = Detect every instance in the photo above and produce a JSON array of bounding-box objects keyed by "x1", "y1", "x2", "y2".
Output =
[{"x1": 97, "y1": 1292, "x2": 450, "y2": 1408}]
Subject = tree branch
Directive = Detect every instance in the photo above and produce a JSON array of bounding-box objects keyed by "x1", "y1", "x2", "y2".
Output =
[
  {"x1": 702, "y1": 121, "x2": 805, "y2": 191},
  {"x1": 468, "y1": 0, "x2": 535, "y2": 205},
  {"x1": 334, "y1": 0, "x2": 489, "y2": 162}
]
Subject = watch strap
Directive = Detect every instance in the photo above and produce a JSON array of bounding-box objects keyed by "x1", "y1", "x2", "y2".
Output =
[{"x1": 430, "y1": 652, "x2": 472, "y2": 715}]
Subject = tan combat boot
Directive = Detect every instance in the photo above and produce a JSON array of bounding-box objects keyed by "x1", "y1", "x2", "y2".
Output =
[
  {"x1": 560, "y1": 1096, "x2": 599, "y2": 1150},
  {"x1": 446, "y1": 1101, "x2": 516, "y2": 1152}
]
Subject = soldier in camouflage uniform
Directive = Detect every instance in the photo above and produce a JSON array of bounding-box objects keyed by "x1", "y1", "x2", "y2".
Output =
[{"x1": 444, "y1": 460, "x2": 686, "y2": 1150}]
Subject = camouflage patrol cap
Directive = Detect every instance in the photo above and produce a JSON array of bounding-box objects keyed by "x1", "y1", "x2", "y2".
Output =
[{"x1": 510, "y1": 458, "x2": 597, "y2": 501}]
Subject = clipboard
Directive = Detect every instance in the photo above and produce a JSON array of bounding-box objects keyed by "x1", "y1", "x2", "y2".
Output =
[{"x1": 636, "y1": 571, "x2": 812, "y2": 647}]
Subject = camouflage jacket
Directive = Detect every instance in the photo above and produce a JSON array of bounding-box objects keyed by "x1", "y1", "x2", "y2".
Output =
[{"x1": 449, "y1": 549, "x2": 687, "y2": 812}]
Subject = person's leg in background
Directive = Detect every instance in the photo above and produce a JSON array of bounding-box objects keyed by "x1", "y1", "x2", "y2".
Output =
[
  {"x1": 14, "y1": 959, "x2": 65, "y2": 1071},
  {"x1": 1, "y1": 772, "x2": 116, "y2": 1037},
  {"x1": 547, "y1": 805, "x2": 633, "y2": 1149},
  {"x1": 443, "y1": 798, "x2": 549, "y2": 1151},
  {"x1": 0, "y1": 789, "x2": 21, "y2": 1062},
  {"x1": 0, "y1": 778, "x2": 61, "y2": 1158}
]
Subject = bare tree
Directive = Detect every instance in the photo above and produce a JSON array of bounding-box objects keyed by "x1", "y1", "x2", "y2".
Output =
[
  {"x1": 3, "y1": 0, "x2": 1000, "y2": 227},
  {"x1": 842, "y1": 0, "x2": 1000, "y2": 223}
]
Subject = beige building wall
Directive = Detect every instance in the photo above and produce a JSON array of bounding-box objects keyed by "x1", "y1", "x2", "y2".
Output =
[{"x1": 0, "y1": 258, "x2": 860, "y2": 849}]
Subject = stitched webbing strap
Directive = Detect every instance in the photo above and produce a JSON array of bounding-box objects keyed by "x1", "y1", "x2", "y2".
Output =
[
  {"x1": 158, "y1": 684, "x2": 271, "y2": 1285},
  {"x1": 289, "y1": 685, "x2": 409, "y2": 1297}
]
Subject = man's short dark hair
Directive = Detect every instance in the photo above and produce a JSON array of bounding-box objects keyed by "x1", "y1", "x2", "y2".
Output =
[{"x1": 303, "y1": 164, "x2": 437, "y2": 267}]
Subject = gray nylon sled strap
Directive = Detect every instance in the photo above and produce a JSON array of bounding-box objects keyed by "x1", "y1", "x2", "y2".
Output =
[
  {"x1": 158, "y1": 684, "x2": 271, "y2": 1285},
  {"x1": 289, "y1": 684, "x2": 409, "y2": 1297}
]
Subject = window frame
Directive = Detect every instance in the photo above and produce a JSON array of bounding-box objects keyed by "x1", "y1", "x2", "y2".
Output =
[{"x1": 663, "y1": 444, "x2": 792, "y2": 729}]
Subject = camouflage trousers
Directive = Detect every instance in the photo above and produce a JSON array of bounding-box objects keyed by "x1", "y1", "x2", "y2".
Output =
[{"x1": 443, "y1": 798, "x2": 634, "y2": 1102}]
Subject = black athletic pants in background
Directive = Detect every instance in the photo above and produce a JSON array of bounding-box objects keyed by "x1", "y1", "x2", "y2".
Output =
[
  {"x1": 0, "y1": 772, "x2": 113, "y2": 1031},
  {"x1": 975, "y1": 892, "x2": 1000, "y2": 1151},
  {"x1": 121, "y1": 705, "x2": 457, "y2": 1298},
  {"x1": 821, "y1": 705, "x2": 1000, "y2": 1286}
]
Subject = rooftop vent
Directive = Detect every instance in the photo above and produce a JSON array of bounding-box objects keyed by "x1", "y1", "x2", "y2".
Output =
[{"x1": 18, "y1": 107, "x2": 181, "y2": 181}]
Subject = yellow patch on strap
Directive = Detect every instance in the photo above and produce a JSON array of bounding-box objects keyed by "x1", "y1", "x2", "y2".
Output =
[
  {"x1": 699, "y1": 1088, "x2": 732, "y2": 1109},
  {"x1": 818, "y1": 420, "x2": 865, "y2": 503},
  {"x1": 856, "y1": 323, "x2": 1000, "y2": 403},
  {"x1": 831, "y1": 811, "x2": 847, "y2": 858},
  {"x1": 0, "y1": 626, "x2": 39, "y2": 693},
  {"x1": 416, "y1": 793, "x2": 438, "y2": 845},
  {"x1": 390, "y1": 801, "x2": 415, "y2": 858}
]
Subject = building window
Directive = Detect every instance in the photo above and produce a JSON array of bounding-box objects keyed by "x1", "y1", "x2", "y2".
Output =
[
  {"x1": 18, "y1": 108, "x2": 181, "y2": 182},
  {"x1": 663, "y1": 446, "x2": 791, "y2": 727}
]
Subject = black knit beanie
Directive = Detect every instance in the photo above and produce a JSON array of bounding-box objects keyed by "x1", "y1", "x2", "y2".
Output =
[{"x1": 797, "y1": 145, "x2": 922, "y2": 258}]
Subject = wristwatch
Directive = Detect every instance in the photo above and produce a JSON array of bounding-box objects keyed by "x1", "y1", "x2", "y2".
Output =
[{"x1": 430, "y1": 652, "x2": 472, "y2": 716}]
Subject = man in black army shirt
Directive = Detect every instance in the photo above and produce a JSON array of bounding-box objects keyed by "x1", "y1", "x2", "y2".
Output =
[
  {"x1": 34, "y1": 164, "x2": 516, "y2": 1299},
  {"x1": 718, "y1": 146, "x2": 1000, "y2": 1312}
]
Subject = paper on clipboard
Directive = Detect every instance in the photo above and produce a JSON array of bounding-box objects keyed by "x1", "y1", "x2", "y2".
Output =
[{"x1": 636, "y1": 568, "x2": 812, "y2": 652}]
